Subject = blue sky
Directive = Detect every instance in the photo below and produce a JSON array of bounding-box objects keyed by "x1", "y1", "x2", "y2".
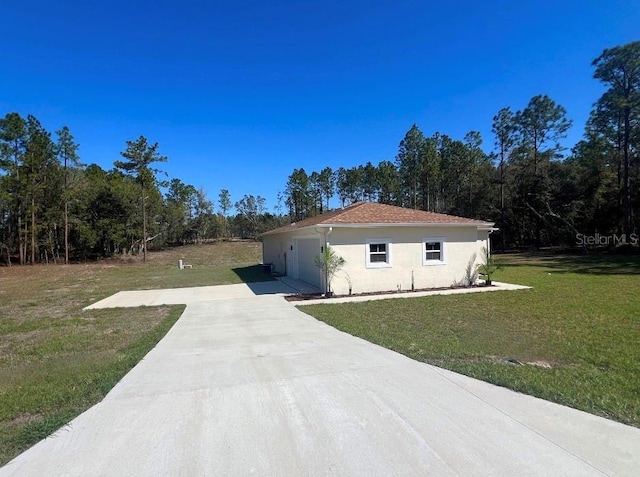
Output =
[{"x1": 2, "y1": 1, "x2": 639, "y2": 212}]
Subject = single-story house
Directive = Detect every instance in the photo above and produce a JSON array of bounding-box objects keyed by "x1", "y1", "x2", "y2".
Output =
[{"x1": 261, "y1": 201, "x2": 496, "y2": 295}]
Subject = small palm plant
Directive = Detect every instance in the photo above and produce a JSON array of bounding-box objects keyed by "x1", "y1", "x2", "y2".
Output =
[
  {"x1": 463, "y1": 253, "x2": 479, "y2": 287},
  {"x1": 314, "y1": 246, "x2": 346, "y2": 297},
  {"x1": 477, "y1": 246, "x2": 500, "y2": 286}
]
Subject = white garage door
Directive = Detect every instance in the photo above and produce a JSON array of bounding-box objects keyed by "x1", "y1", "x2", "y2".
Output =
[{"x1": 296, "y1": 237, "x2": 322, "y2": 288}]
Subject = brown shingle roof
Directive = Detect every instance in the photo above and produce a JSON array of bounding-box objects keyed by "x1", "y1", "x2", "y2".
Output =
[{"x1": 262, "y1": 202, "x2": 494, "y2": 236}]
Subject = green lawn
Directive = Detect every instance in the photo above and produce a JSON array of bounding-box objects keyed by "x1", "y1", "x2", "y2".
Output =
[
  {"x1": 302, "y1": 253, "x2": 640, "y2": 427},
  {"x1": 0, "y1": 241, "x2": 268, "y2": 465}
]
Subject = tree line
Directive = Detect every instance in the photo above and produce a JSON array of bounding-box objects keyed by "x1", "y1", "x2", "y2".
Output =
[
  {"x1": 283, "y1": 41, "x2": 640, "y2": 250},
  {"x1": 1, "y1": 41, "x2": 638, "y2": 264},
  {"x1": 0, "y1": 118, "x2": 280, "y2": 265}
]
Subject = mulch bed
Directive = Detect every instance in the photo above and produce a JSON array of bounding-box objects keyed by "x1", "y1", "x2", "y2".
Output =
[{"x1": 285, "y1": 283, "x2": 493, "y2": 302}]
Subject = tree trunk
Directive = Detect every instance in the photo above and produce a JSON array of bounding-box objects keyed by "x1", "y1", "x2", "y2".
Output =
[
  {"x1": 427, "y1": 180, "x2": 430, "y2": 211},
  {"x1": 500, "y1": 156, "x2": 506, "y2": 251},
  {"x1": 0, "y1": 243, "x2": 11, "y2": 266},
  {"x1": 30, "y1": 195, "x2": 36, "y2": 264},
  {"x1": 64, "y1": 155, "x2": 69, "y2": 265},
  {"x1": 623, "y1": 107, "x2": 632, "y2": 237},
  {"x1": 14, "y1": 153, "x2": 25, "y2": 265},
  {"x1": 142, "y1": 183, "x2": 147, "y2": 262},
  {"x1": 65, "y1": 201, "x2": 69, "y2": 264},
  {"x1": 18, "y1": 215, "x2": 25, "y2": 265}
]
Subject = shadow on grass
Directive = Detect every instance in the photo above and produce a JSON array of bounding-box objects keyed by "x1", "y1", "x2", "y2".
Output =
[
  {"x1": 231, "y1": 265, "x2": 277, "y2": 283},
  {"x1": 500, "y1": 251, "x2": 640, "y2": 275}
]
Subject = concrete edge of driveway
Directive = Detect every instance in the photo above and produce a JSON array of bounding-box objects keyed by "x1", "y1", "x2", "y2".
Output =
[
  {"x1": 82, "y1": 281, "x2": 298, "y2": 310},
  {"x1": 294, "y1": 281, "x2": 531, "y2": 306},
  {"x1": 82, "y1": 280, "x2": 530, "y2": 310}
]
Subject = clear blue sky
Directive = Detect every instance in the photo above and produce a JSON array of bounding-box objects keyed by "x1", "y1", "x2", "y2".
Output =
[{"x1": 2, "y1": 1, "x2": 639, "y2": 212}]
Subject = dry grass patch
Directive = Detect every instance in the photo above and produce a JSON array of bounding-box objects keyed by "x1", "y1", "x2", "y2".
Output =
[{"x1": 0, "y1": 241, "x2": 265, "y2": 465}]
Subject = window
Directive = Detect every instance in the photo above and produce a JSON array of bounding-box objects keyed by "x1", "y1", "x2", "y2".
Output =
[
  {"x1": 423, "y1": 237, "x2": 446, "y2": 265},
  {"x1": 366, "y1": 238, "x2": 391, "y2": 268},
  {"x1": 425, "y1": 241, "x2": 441, "y2": 261},
  {"x1": 370, "y1": 243, "x2": 387, "y2": 262}
]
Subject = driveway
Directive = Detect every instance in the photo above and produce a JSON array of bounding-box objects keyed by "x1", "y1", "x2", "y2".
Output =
[
  {"x1": 3, "y1": 292, "x2": 640, "y2": 476},
  {"x1": 83, "y1": 279, "x2": 313, "y2": 309}
]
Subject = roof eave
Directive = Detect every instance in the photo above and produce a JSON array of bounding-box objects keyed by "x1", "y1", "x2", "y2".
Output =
[
  {"x1": 262, "y1": 221, "x2": 495, "y2": 236},
  {"x1": 322, "y1": 222, "x2": 494, "y2": 228}
]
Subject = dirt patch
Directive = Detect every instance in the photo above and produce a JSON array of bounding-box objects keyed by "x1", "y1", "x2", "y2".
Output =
[
  {"x1": 432, "y1": 355, "x2": 559, "y2": 369},
  {"x1": 526, "y1": 360, "x2": 555, "y2": 369},
  {"x1": 3, "y1": 413, "x2": 43, "y2": 430}
]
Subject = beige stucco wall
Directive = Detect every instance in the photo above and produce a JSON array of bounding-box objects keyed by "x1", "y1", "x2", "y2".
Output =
[
  {"x1": 328, "y1": 226, "x2": 489, "y2": 295},
  {"x1": 264, "y1": 225, "x2": 491, "y2": 295},
  {"x1": 262, "y1": 234, "x2": 286, "y2": 273},
  {"x1": 262, "y1": 228, "x2": 320, "y2": 278}
]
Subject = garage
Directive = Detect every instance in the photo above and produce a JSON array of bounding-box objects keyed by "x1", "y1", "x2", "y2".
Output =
[{"x1": 295, "y1": 237, "x2": 322, "y2": 288}]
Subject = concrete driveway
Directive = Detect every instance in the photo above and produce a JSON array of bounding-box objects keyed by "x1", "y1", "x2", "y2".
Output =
[
  {"x1": 3, "y1": 292, "x2": 640, "y2": 476},
  {"x1": 83, "y1": 280, "x2": 312, "y2": 309}
]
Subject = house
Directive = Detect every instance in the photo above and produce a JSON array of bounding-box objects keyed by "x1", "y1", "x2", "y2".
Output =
[{"x1": 261, "y1": 202, "x2": 496, "y2": 295}]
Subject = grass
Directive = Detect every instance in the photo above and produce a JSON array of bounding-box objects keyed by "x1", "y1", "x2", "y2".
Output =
[
  {"x1": 302, "y1": 252, "x2": 640, "y2": 428},
  {"x1": 0, "y1": 241, "x2": 267, "y2": 465}
]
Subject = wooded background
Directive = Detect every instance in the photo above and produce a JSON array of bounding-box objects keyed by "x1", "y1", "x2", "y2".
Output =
[{"x1": 1, "y1": 41, "x2": 638, "y2": 264}]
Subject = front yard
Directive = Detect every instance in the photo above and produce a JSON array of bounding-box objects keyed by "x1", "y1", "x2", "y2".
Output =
[
  {"x1": 302, "y1": 253, "x2": 640, "y2": 427},
  {"x1": 0, "y1": 241, "x2": 268, "y2": 465},
  {"x1": 2, "y1": 245, "x2": 638, "y2": 466}
]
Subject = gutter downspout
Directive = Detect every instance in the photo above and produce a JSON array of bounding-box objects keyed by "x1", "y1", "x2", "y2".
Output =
[{"x1": 486, "y1": 227, "x2": 497, "y2": 256}]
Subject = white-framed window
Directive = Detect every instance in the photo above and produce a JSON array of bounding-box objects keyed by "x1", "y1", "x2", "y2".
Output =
[
  {"x1": 422, "y1": 237, "x2": 446, "y2": 265},
  {"x1": 366, "y1": 238, "x2": 392, "y2": 268}
]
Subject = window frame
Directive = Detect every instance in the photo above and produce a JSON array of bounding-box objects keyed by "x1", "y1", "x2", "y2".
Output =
[
  {"x1": 365, "y1": 238, "x2": 392, "y2": 269},
  {"x1": 422, "y1": 237, "x2": 446, "y2": 266}
]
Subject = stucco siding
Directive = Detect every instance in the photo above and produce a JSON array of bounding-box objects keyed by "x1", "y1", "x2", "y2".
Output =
[
  {"x1": 477, "y1": 229, "x2": 490, "y2": 254},
  {"x1": 264, "y1": 224, "x2": 490, "y2": 295},
  {"x1": 262, "y1": 235, "x2": 286, "y2": 274},
  {"x1": 262, "y1": 229, "x2": 323, "y2": 279},
  {"x1": 327, "y1": 226, "x2": 489, "y2": 295}
]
